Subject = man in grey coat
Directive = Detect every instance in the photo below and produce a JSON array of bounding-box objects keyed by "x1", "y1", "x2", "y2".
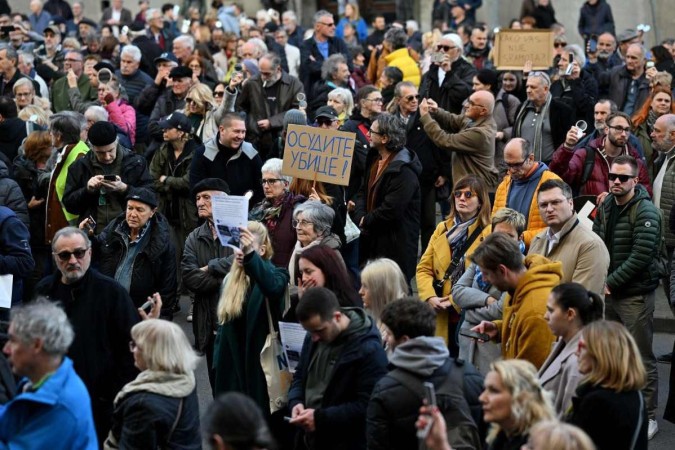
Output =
[{"x1": 181, "y1": 177, "x2": 234, "y2": 392}]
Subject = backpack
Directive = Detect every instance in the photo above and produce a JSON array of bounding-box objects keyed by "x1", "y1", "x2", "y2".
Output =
[
  {"x1": 579, "y1": 146, "x2": 596, "y2": 194},
  {"x1": 628, "y1": 200, "x2": 670, "y2": 278},
  {"x1": 388, "y1": 358, "x2": 486, "y2": 449}
]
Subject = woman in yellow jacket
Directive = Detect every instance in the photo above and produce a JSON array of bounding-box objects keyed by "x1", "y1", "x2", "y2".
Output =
[{"x1": 416, "y1": 175, "x2": 492, "y2": 353}]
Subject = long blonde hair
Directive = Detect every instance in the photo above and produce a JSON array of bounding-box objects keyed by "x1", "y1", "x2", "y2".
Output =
[
  {"x1": 217, "y1": 222, "x2": 274, "y2": 324},
  {"x1": 580, "y1": 320, "x2": 646, "y2": 392},
  {"x1": 361, "y1": 258, "x2": 408, "y2": 320},
  {"x1": 486, "y1": 360, "x2": 555, "y2": 443}
]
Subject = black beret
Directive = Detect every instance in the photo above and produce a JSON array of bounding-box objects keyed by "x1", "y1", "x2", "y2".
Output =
[
  {"x1": 192, "y1": 178, "x2": 231, "y2": 197},
  {"x1": 126, "y1": 187, "x2": 158, "y2": 208},
  {"x1": 169, "y1": 66, "x2": 193, "y2": 79},
  {"x1": 88, "y1": 121, "x2": 117, "y2": 147}
]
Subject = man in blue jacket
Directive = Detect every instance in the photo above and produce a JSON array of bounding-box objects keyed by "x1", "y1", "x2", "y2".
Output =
[
  {"x1": 289, "y1": 287, "x2": 387, "y2": 450},
  {"x1": 0, "y1": 300, "x2": 98, "y2": 449}
]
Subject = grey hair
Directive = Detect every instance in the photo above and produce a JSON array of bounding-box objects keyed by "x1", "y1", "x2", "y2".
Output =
[
  {"x1": 58, "y1": 110, "x2": 87, "y2": 132},
  {"x1": 564, "y1": 44, "x2": 586, "y2": 67},
  {"x1": 293, "y1": 201, "x2": 335, "y2": 236},
  {"x1": 282, "y1": 11, "x2": 297, "y2": 23},
  {"x1": 529, "y1": 71, "x2": 551, "y2": 88},
  {"x1": 394, "y1": 81, "x2": 416, "y2": 98},
  {"x1": 313, "y1": 9, "x2": 333, "y2": 24},
  {"x1": 13, "y1": 77, "x2": 35, "y2": 94},
  {"x1": 10, "y1": 299, "x2": 74, "y2": 357},
  {"x1": 260, "y1": 52, "x2": 281, "y2": 71},
  {"x1": 0, "y1": 44, "x2": 18, "y2": 64},
  {"x1": 49, "y1": 112, "x2": 84, "y2": 144},
  {"x1": 85, "y1": 105, "x2": 109, "y2": 122},
  {"x1": 374, "y1": 113, "x2": 407, "y2": 152},
  {"x1": 51, "y1": 226, "x2": 91, "y2": 252},
  {"x1": 384, "y1": 27, "x2": 408, "y2": 50},
  {"x1": 261, "y1": 158, "x2": 291, "y2": 184},
  {"x1": 406, "y1": 20, "x2": 419, "y2": 32},
  {"x1": 247, "y1": 38, "x2": 268, "y2": 58},
  {"x1": 121, "y1": 45, "x2": 142, "y2": 62},
  {"x1": 18, "y1": 51, "x2": 35, "y2": 67},
  {"x1": 174, "y1": 35, "x2": 195, "y2": 51},
  {"x1": 146, "y1": 8, "x2": 159, "y2": 20},
  {"x1": 328, "y1": 87, "x2": 354, "y2": 117},
  {"x1": 442, "y1": 33, "x2": 464, "y2": 55},
  {"x1": 321, "y1": 53, "x2": 347, "y2": 81}
]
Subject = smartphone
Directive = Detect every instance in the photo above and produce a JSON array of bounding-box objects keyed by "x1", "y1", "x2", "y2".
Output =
[
  {"x1": 459, "y1": 329, "x2": 491, "y2": 341},
  {"x1": 103, "y1": 174, "x2": 117, "y2": 182},
  {"x1": 121, "y1": 25, "x2": 129, "y2": 36},
  {"x1": 588, "y1": 37, "x2": 598, "y2": 53},
  {"x1": 563, "y1": 53, "x2": 574, "y2": 76},
  {"x1": 416, "y1": 382, "x2": 437, "y2": 439},
  {"x1": 431, "y1": 51, "x2": 445, "y2": 64},
  {"x1": 140, "y1": 298, "x2": 154, "y2": 313},
  {"x1": 86, "y1": 215, "x2": 96, "y2": 233},
  {"x1": 0, "y1": 25, "x2": 14, "y2": 34},
  {"x1": 646, "y1": 61, "x2": 655, "y2": 69},
  {"x1": 181, "y1": 19, "x2": 190, "y2": 34},
  {"x1": 172, "y1": 5, "x2": 180, "y2": 17}
]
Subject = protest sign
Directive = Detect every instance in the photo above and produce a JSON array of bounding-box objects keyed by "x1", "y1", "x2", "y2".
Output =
[
  {"x1": 494, "y1": 30, "x2": 555, "y2": 70},
  {"x1": 282, "y1": 124, "x2": 356, "y2": 186},
  {"x1": 211, "y1": 194, "x2": 249, "y2": 250}
]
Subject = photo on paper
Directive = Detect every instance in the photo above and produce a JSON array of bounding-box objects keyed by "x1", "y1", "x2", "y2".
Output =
[{"x1": 215, "y1": 221, "x2": 242, "y2": 249}]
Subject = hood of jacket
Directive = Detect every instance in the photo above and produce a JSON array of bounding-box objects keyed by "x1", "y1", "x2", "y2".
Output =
[
  {"x1": 384, "y1": 147, "x2": 423, "y2": 178},
  {"x1": 203, "y1": 136, "x2": 258, "y2": 162},
  {"x1": 388, "y1": 336, "x2": 449, "y2": 377},
  {"x1": 113, "y1": 370, "x2": 195, "y2": 406},
  {"x1": 0, "y1": 159, "x2": 9, "y2": 178},
  {"x1": 515, "y1": 254, "x2": 563, "y2": 299}
]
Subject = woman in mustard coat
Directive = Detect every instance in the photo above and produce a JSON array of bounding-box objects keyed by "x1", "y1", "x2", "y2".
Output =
[{"x1": 416, "y1": 175, "x2": 492, "y2": 355}]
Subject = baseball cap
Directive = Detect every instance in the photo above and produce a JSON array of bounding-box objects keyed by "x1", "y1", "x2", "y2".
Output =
[
  {"x1": 315, "y1": 106, "x2": 338, "y2": 121},
  {"x1": 159, "y1": 112, "x2": 192, "y2": 133},
  {"x1": 154, "y1": 52, "x2": 179, "y2": 65}
]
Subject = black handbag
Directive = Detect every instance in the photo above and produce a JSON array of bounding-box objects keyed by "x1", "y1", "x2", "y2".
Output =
[{"x1": 433, "y1": 226, "x2": 483, "y2": 297}]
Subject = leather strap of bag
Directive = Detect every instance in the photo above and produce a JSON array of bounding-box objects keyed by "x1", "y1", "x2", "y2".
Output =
[
  {"x1": 438, "y1": 226, "x2": 483, "y2": 285},
  {"x1": 164, "y1": 397, "x2": 184, "y2": 448}
]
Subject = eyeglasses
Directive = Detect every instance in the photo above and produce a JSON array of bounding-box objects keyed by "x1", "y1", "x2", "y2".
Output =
[
  {"x1": 261, "y1": 178, "x2": 283, "y2": 186},
  {"x1": 505, "y1": 160, "x2": 527, "y2": 169},
  {"x1": 213, "y1": 91, "x2": 225, "y2": 98},
  {"x1": 538, "y1": 199, "x2": 567, "y2": 209},
  {"x1": 453, "y1": 190, "x2": 475, "y2": 199},
  {"x1": 292, "y1": 219, "x2": 313, "y2": 228},
  {"x1": 608, "y1": 125, "x2": 631, "y2": 134},
  {"x1": 608, "y1": 172, "x2": 635, "y2": 183},
  {"x1": 466, "y1": 99, "x2": 486, "y2": 109},
  {"x1": 368, "y1": 128, "x2": 384, "y2": 136},
  {"x1": 318, "y1": 22, "x2": 335, "y2": 27},
  {"x1": 437, "y1": 44, "x2": 456, "y2": 52},
  {"x1": 53, "y1": 248, "x2": 89, "y2": 261},
  {"x1": 15, "y1": 92, "x2": 33, "y2": 97},
  {"x1": 366, "y1": 97, "x2": 384, "y2": 104},
  {"x1": 404, "y1": 94, "x2": 421, "y2": 102},
  {"x1": 554, "y1": 42, "x2": 567, "y2": 48}
]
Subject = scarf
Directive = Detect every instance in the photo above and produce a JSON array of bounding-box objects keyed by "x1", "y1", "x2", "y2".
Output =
[
  {"x1": 514, "y1": 93, "x2": 552, "y2": 161},
  {"x1": 446, "y1": 214, "x2": 478, "y2": 282},
  {"x1": 249, "y1": 191, "x2": 294, "y2": 233}
]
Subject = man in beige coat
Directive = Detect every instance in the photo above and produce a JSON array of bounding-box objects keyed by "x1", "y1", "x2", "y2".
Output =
[
  {"x1": 528, "y1": 179, "x2": 609, "y2": 295},
  {"x1": 419, "y1": 91, "x2": 499, "y2": 190}
]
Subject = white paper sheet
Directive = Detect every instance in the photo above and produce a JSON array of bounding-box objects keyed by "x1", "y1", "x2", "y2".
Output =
[
  {"x1": 278, "y1": 321, "x2": 307, "y2": 373},
  {"x1": 211, "y1": 194, "x2": 249, "y2": 250},
  {"x1": 0, "y1": 274, "x2": 13, "y2": 309}
]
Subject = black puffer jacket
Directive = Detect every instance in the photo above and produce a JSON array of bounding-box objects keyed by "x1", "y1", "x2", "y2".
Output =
[
  {"x1": 0, "y1": 160, "x2": 29, "y2": 229},
  {"x1": 94, "y1": 212, "x2": 177, "y2": 316}
]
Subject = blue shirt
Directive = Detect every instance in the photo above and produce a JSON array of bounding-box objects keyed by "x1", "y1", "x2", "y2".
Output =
[{"x1": 316, "y1": 40, "x2": 329, "y2": 60}]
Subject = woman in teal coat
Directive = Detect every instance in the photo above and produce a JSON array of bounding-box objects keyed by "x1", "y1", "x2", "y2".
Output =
[{"x1": 213, "y1": 221, "x2": 289, "y2": 416}]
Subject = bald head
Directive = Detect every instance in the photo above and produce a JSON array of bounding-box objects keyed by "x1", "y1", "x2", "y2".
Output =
[
  {"x1": 651, "y1": 114, "x2": 675, "y2": 153},
  {"x1": 473, "y1": 90, "x2": 495, "y2": 114}
]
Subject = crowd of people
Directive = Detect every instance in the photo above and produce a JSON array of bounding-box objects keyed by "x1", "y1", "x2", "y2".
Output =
[{"x1": 0, "y1": 0, "x2": 675, "y2": 449}]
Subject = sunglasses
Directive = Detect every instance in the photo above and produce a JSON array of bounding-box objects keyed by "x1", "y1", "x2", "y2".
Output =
[
  {"x1": 437, "y1": 44, "x2": 456, "y2": 52},
  {"x1": 53, "y1": 248, "x2": 88, "y2": 261},
  {"x1": 317, "y1": 118, "x2": 335, "y2": 126},
  {"x1": 453, "y1": 190, "x2": 475, "y2": 199},
  {"x1": 404, "y1": 94, "x2": 421, "y2": 102},
  {"x1": 608, "y1": 173, "x2": 635, "y2": 183},
  {"x1": 213, "y1": 91, "x2": 225, "y2": 98},
  {"x1": 185, "y1": 98, "x2": 197, "y2": 104},
  {"x1": 554, "y1": 42, "x2": 567, "y2": 48}
]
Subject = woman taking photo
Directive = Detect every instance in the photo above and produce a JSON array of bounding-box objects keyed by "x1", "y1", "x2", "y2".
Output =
[
  {"x1": 105, "y1": 319, "x2": 201, "y2": 449},
  {"x1": 538, "y1": 283, "x2": 604, "y2": 415},
  {"x1": 480, "y1": 359, "x2": 555, "y2": 450},
  {"x1": 567, "y1": 320, "x2": 648, "y2": 449},
  {"x1": 249, "y1": 158, "x2": 306, "y2": 268},
  {"x1": 181, "y1": 83, "x2": 233, "y2": 144},
  {"x1": 81, "y1": 188, "x2": 177, "y2": 316},
  {"x1": 287, "y1": 201, "x2": 342, "y2": 284},
  {"x1": 213, "y1": 222, "x2": 289, "y2": 415},
  {"x1": 631, "y1": 85, "x2": 675, "y2": 177},
  {"x1": 416, "y1": 175, "x2": 491, "y2": 353}
]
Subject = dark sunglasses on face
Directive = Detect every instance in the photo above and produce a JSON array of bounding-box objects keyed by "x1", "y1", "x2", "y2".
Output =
[
  {"x1": 608, "y1": 173, "x2": 635, "y2": 183},
  {"x1": 554, "y1": 42, "x2": 567, "y2": 48},
  {"x1": 437, "y1": 45, "x2": 455, "y2": 52},
  {"x1": 317, "y1": 119, "x2": 335, "y2": 126},
  {"x1": 53, "y1": 248, "x2": 88, "y2": 261},
  {"x1": 213, "y1": 91, "x2": 225, "y2": 98},
  {"x1": 454, "y1": 190, "x2": 475, "y2": 199},
  {"x1": 404, "y1": 94, "x2": 421, "y2": 101}
]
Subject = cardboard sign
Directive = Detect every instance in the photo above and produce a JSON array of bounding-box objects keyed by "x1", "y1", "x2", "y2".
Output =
[
  {"x1": 493, "y1": 30, "x2": 555, "y2": 70},
  {"x1": 282, "y1": 124, "x2": 356, "y2": 186}
]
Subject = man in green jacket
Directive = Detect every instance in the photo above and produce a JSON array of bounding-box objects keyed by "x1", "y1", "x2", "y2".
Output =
[
  {"x1": 50, "y1": 51, "x2": 96, "y2": 113},
  {"x1": 592, "y1": 154, "x2": 661, "y2": 439}
]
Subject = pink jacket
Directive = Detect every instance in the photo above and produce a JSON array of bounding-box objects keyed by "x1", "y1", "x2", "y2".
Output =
[{"x1": 105, "y1": 100, "x2": 136, "y2": 146}]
